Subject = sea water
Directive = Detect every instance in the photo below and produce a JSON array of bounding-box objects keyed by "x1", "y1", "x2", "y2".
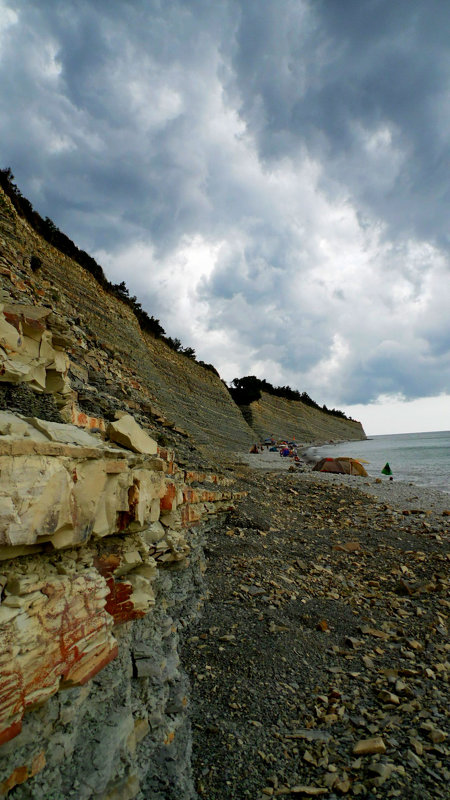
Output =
[{"x1": 310, "y1": 430, "x2": 450, "y2": 494}]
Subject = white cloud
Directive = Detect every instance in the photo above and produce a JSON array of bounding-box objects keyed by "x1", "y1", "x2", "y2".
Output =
[
  {"x1": 0, "y1": 0, "x2": 448, "y2": 424},
  {"x1": 0, "y1": 1, "x2": 17, "y2": 43},
  {"x1": 345, "y1": 394, "x2": 450, "y2": 436}
]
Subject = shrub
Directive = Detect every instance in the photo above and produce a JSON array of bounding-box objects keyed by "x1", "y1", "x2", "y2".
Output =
[{"x1": 30, "y1": 255, "x2": 42, "y2": 272}]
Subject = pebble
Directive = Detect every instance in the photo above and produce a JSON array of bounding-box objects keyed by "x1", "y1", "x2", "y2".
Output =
[
  {"x1": 353, "y1": 737, "x2": 387, "y2": 755},
  {"x1": 181, "y1": 468, "x2": 449, "y2": 799}
]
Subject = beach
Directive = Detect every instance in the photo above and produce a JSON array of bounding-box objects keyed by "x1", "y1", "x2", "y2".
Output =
[
  {"x1": 181, "y1": 458, "x2": 449, "y2": 799},
  {"x1": 234, "y1": 448, "x2": 450, "y2": 513}
]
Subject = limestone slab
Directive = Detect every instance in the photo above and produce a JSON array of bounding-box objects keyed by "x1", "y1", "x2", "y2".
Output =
[{"x1": 107, "y1": 414, "x2": 158, "y2": 455}]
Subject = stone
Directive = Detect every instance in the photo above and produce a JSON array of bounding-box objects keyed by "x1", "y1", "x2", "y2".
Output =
[
  {"x1": 0, "y1": 563, "x2": 117, "y2": 745},
  {"x1": 284, "y1": 729, "x2": 332, "y2": 743},
  {"x1": 102, "y1": 774, "x2": 140, "y2": 800},
  {"x1": 0, "y1": 402, "x2": 240, "y2": 758},
  {"x1": 0, "y1": 750, "x2": 46, "y2": 795},
  {"x1": 352, "y1": 737, "x2": 387, "y2": 755},
  {"x1": 0, "y1": 304, "x2": 72, "y2": 399},
  {"x1": 428, "y1": 728, "x2": 447, "y2": 744},
  {"x1": 378, "y1": 690, "x2": 400, "y2": 705},
  {"x1": 332, "y1": 541, "x2": 362, "y2": 553},
  {"x1": 28, "y1": 416, "x2": 104, "y2": 446},
  {"x1": 0, "y1": 423, "x2": 169, "y2": 549},
  {"x1": 368, "y1": 763, "x2": 395, "y2": 782},
  {"x1": 107, "y1": 414, "x2": 158, "y2": 455},
  {"x1": 0, "y1": 410, "x2": 46, "y2": 439},
  {"x1": 409, "y1": 737, "x2": 423, "y2": 755},
  {"x1": 334, "y1": 776, "x2": 352, "y2": 793}
]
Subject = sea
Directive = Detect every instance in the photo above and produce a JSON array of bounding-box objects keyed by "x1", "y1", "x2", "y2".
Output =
[{"x1": 309, "y1": 430, "x2": 450, "y2": 494}]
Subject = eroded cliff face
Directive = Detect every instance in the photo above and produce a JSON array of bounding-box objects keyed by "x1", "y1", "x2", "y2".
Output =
[
  {"x1": 0, "y1": 187, "x2": 254, "y2": 460},
  {"x1": 0, "y1": 407, "x2": 242, "y2": 798},
  {"x1": 0, "y1": 186, "x2": 366, "y2": 454},
  {"x1": 0, "y1": 280, "x2": 243, "y2": 796},
  {"x1": 245, "y1": 392, "x2": 366, "y2": 444}
]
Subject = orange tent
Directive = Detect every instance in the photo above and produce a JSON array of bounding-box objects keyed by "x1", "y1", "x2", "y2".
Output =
[{"x1": 312, "y1": 457, "x2": 368, "y2": 476}]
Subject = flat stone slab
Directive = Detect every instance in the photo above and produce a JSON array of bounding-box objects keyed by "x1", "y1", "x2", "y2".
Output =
[{"x1": 107, "y1": 414, "x2": 158, "y2": 455}]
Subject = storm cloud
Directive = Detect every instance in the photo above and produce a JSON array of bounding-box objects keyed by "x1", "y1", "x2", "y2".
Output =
[{"x1": 1, "y1": 0, "x2": 449, "y2": 415}]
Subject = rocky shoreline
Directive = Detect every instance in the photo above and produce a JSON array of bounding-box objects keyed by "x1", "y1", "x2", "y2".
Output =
[
  {"x1": 234, "y1": 448, "x2": 450, "y2": 512},
  {"x1": 181, "y1": 463, "x2": 449, "y2": 799}
]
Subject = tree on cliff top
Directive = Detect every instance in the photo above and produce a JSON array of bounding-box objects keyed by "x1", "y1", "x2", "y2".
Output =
[{"x1": 228, "y1": 376, "x2": 351, "y2": 420}]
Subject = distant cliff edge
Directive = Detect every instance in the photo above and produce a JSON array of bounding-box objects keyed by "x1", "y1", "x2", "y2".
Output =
[{"x1": 243, "y1": 390, "x2": 366, "y2": 444}]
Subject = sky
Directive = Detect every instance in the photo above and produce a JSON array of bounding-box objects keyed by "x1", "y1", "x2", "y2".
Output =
[{"x1": 0, "y1": 0, "x2": 449, "y2": 435}]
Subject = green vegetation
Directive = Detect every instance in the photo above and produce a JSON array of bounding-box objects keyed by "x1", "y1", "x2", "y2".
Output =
[{"x1": 228, "y1": 376, "x2": 352, "y2": 420}]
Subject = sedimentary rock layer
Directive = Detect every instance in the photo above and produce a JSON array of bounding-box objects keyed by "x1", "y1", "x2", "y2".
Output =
[
  {"x1": 247, "y1": 391, "x2": 366, "y2": 444},
  {"x1": 0, "y1": 187, "x2": 365, "y2": 455},
  {"x1": 0, "y1": 410, "x2": 241, "y2": 797},
  {"x1": 0, "y1": 187, "x2": 254, "y2": 456}
]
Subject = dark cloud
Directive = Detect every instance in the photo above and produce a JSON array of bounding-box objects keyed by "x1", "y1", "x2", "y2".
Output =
[
  {"x1": 0, "y1": 0, "x2": 449, "y2": 414},
  {"x1": 231, "y1": 0, "x2": 450, "y2": 248}
]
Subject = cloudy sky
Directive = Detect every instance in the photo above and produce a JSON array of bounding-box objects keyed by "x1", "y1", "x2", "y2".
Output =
[{"x1": 1, "y1": 0, "x2": 449, "y2": 434}]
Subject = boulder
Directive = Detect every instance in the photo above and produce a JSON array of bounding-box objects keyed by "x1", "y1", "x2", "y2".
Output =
[{"x1": 107, "y1": 414, "x2": 158, "y2": 455}]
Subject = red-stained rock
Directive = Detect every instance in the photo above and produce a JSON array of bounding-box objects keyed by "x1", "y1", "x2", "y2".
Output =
[
  {"x1": 93, "y1": 548, "x2": 154, "y2": 626},
  {"x1": 157, "y1": 447, "x2": 174, "y2": 464},
  {"x1": 160, "y1": 483, "x2": 177, "y2": 512},
  {"x1": 0, "y1": 570, "x2": 117, "y2": 745},
  {"x1": 103, "y1": 577, "x2": 145, "y2": 626},
  {"x1": 62, "y1": 641, "x2": 119, "y2": 686},
  {"x1": 0, "y1": 403, "x2": 241, "y2": 750},
  {"x1": 181, "y1": 504, "x2": 203, "y2": 527},
  {"x1": 0, "y1": 719, "x2": 22, "y2": 748},
  {"x1": 182, "y1": 487, "x2": 199, "y2": 504},
  {"x1": 71, "y1": 406, "x2": 106, "y2": 432},
  {"x1": 0, "y1": 765, "x2": 29, "y2": 795}
]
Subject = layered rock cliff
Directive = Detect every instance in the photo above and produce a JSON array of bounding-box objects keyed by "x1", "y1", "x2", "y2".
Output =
[
  {"x1": 0, "y1": 187, "x2": 254, "y2": 461},
  {"x1": 0, "y1": 407, "x2": 242, "y2": 798},
  {"x1": 245, "y1": 391, "x2": 366, "y2": 445},
  {"x1": 0, "y1": 186, "x2": 365, "y2": 455},
  {"x1": 0, "y1": 184, "x2": 366, "y2": 798}
]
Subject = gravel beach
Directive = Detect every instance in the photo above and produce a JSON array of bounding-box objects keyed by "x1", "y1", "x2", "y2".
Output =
[
  {"x1": 234, "y1": 449, "x2": 450, "y2": 513},
  {"x1": 181, "y1": 458, "x2": 449, "y2": 799}
]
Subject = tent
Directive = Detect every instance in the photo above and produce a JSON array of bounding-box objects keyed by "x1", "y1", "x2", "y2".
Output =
[{"x1": 312, "y1": 457, "x2": 368, "y2": 476}]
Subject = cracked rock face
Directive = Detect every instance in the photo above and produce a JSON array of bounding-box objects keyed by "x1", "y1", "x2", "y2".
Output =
[
  {"x1": 0, "y1": 303, "x2": 72, "y2": 411},
  {"x1": 0, "y1": 406, "x2": 238, "y2": 797}
]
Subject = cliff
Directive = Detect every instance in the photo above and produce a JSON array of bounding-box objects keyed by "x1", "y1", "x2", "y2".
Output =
[
  {"x1": 0, "y1": 186, "x2": 254, "y2": 461},
  {"x1": 245, "y1": 391, "x2": 366, "y2": 445},
  {"x1": 0, "y1": 183, "x2": 366, "y2": 798},
  {"x1": 0, "y1": 406, "x2": 241, "y2": 798},
  {"x1": 0, "y1": 186, "x2": 365, "y2": 456}
]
